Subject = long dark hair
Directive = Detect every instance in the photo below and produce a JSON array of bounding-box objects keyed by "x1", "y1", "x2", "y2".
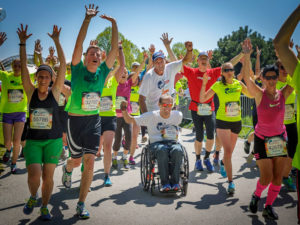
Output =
[{"x1": 221, "y1": 62, "x2": 233, "y2": 85}]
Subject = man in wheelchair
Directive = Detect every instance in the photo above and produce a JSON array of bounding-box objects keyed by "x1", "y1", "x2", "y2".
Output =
[{"x1": 121, "y1": 94, "x2": 183, "y2": 192}]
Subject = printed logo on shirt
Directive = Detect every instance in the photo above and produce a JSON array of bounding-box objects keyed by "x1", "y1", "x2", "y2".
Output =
[
  {"x1": 197, "y1": 76, "x2": 211, "y2": 80},
  {"x1": 157, "y1": 80, "x2": 165, "y2": 89},
  {"x1": 224, "y1": 88, "x2": 239, "y2": 94},
  {"x1": 269, "y1": 103, "x2": 280, "y2": 108}
]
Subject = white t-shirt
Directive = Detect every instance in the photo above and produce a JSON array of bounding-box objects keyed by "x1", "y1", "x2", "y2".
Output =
[
  {"x1": 139, "y1": 60, "x2": 182, "y2": 112},
  {"x1": 135, "y1": 110, "x2": 183, "y2": 143}
]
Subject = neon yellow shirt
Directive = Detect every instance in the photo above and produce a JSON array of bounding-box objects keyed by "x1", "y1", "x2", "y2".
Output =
[
  {"x1": 175, "y1": 81, "x2": 182, "y2": 106},
  {"x1": 130, "y1": 86, "x2": 140, "y2": 116},
  {"x1": 99, "y1": 76, "x2": 118, "y2": 117},
  {"x1": 211, "y1": 79, "x2": 242, "y2": 122}
]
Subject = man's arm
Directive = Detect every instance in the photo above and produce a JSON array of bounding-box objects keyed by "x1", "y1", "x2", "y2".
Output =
[
  {"x1": 102, "y1": 15, "x2": 118, "y2": 69},
  {"x1": 229, "y1": 51, "x2": 244, "y2": 66},
  {"x1": 72, "y1": 4, "x2": 99, "y2": 66},
  {"x1": 273, "y1": 5, "x2": 300, "y2": 77},
  {"x1": 121, "y1": 101, "x2": 137, "y2": 125},
  {"x1": 160, "y1": 33, "x2": 177, "y2": 62},
  {"x1": 139, "y1": 95, "x2": 148, "y2": 113},
  {"x1": 182, "y1": 41, "x2": 193, "y2": 66}
]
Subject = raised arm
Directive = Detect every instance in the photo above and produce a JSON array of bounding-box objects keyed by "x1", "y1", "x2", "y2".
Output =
[
  {"x1": 182, "y1": 41, "x2": 193, "y2": 66},
  {"x1": 17, "y1": 24, "x2": 35, "y2": 99},
  {"x1": 72, "y1": 4, "x2": 99, "y2": 66},
  {"x1": 255, "y1": 46, "x2": 261, "y2": 76},
  {"x1": 49, "y1": 25, "x2": 66, "y2": 102},
  {"x1": 160, "y1": 33, "x2": 177, "y2": 62},
  {"x1": 229, "y1": 51, "x2": 244, "y2": 66},
  {"x1": 114, "y1": 43, "x2": 125, "y2": 83},
  {"x1": 102, "y1": 15, "x2": 118, "y2": 69},
  {"x1": 273, "y1": 5, "x2": 300, "y2": 77},
  {"x1": 146, "y1": 44, "x2": 155, "y2": 71},
  {"x1": 199, "y1": 73, "x2": 216, "y2": 103},
  {"x1": 121, "y1": 101, "x2": 137, "y2": 125},
  {"x1": 139, "y1": 95, "x2": 148, "y2": 113},
  {"x1": 131, "y1": 52, "x2": 148, "y2": 84},
  {"x1": 33, "y1": 39, "x2": 44, "y2": 67}
]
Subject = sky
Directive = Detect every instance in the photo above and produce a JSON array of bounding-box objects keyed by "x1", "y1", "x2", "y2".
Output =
[{"x1": 0, "y1": 0, "x2": 299, "y2": 63}]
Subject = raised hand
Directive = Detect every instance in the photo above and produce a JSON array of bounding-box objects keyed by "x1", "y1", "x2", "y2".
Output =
[
  {"x1": 90, "y1": 39, "x2": 98, "y2": 46},
  {"x1": 202, "y1": 72, "x2": 208, "y2": 85},
  {"x1": 85, "y1": 4, "x2": 99, "y2": 19},
  {"x1": 120, "y1": 100, "x2": 128, "y2": 111},
  {"x1": 143, "y1": 51, "x2": 148, "y2": 61},
  {"x1": 184, "y1": 41, "x2": 193, "y2": 51},
  {"x1": 0, "y1": 32, "x2": 7, "y2": 46},
  {"x1": 100, "y1": 14, "x2": 116, "y2": 23},
  {"x1": 256, "y1": 46, "x2": 261, "y2": 56},
  {"x1": 149, "y1": 44, "x2": 155, "y2": 54},
  {"x1": 160, "y1": 33, "x2": 173, "y2": 46},
  {"x1": 207, "y1": 50, "x2": 213, "y2": 60},
  {"x1": 47, "y1": 25, "x2": 61, "y2": 42},
  {"x1": 17, "y1": 24, "x2": 32, "y2": 44},
  {"x1": 241, "y1": 38, "x2": 252, "y2": 54},
  {"x1": 289, "y1": 39, "x2": 294, "y2": 48},
  {"x1": 34, "y1": 39, "x2": 43, "y2": 54}
]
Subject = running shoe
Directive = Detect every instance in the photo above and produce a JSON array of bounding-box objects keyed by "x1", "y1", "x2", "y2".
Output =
[
  {"x1": 10, "y1": 163, "x2": 17, "y2": 174},
  {"x1": 213, "y1": 153, "x2": 219, "y2": 165},
  {"x1": 220, "y1": 161, "x2": 227, "y2": 178},
  {"x1": 204, "y1": 158, "x2": 215, "y2": 172},
  {"x1": 104, "y1": 176, "x2": 112, "y2": 187},
  {"x1": 282, "y1": 177, "x2": 296, "y2": 192},
  {"x1": 262, "y1": 205, "x2": 278, "y2": 220},
  {"x1": 195, "y1": 159, "x2": 203, "y2": 171},
  {"x1": 76, "y1": 202, "x2": 90, "y2": 219},
  {"x1": 227, "y1": 181, "x2": 235, "y2": 194},
  {"x1": 112, "y1": 158, "x2": 118, "y2": 170},
  {"x1": 141, "y1": 136, "x2": 147, "y2": 143},
  {"x1": 249, "y1": 193, "x2": 260, "y2": 213},
  {"x1": 129, "y1": 156, "x2": 136, "y2": 165},
  {"x1": 122, "y1": 158, "x2": 130, "y2": 170},
  {"x1": 40, "y1": 206, "x2": 51, "y2": 221},
  {"x1": 62, "y1": 165, "x2": 72, "y2": 188},
  {"x1": 23, "y1": 196, "x2": 37, "y2": 215},
  {"x1": 161, "y1": 184, "x2": 171, "y2": 192},
  {"x1": 247, "y1": 153, "x2": 254, "y2": 165},
  {"x1": 244, "y1": 140, "x2": 250, "y2": 154},
  {"x1": 2, "y1": 149, "x2": 11, "y2": 163},
  {"x1": 172, "y1": 183, "x2": 181, "y2": 192}
]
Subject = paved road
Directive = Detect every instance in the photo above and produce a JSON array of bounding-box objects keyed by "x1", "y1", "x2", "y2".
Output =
[{"x1": 0, "y1": 128, "x2": 297, "y2": 225}]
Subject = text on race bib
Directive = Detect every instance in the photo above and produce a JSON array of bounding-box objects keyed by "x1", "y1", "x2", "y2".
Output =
[
  {"x1": 265, "y1": 136, "x2": 287, "y2": 157},
  {"x1": 197, "y1": 103, "x2": 212, "y2": 116},
  {"x1": 131, "y1": 102, "x2": 140, "y2": 114},
  {"x1": 100, "y1": 96, "x2": 113, "y2": 112},
  {"x1": 225, "y1": 101, "x2": 240, "y2": 117},
  {"x1": 8, "y1": 89, "x2": 23, "y2": 103},
  {"x1": 161, "y1": 125, "x2": 179, "y2": 141},
  {"x1": 29, "y1": 108, "x2": 53, "y2": 130},
  {"x1": 58, "y1": 93, "x2": 65, "y2": 106},
  {"x1": 81, "y1": 92, "x2": 101, "y2": 111},
  {"x1": 115, "y1": 96, "x2": 127, "y2": 110},
  {"x1": 284, "y1": 104, "x2": 295, "y2": 121}
]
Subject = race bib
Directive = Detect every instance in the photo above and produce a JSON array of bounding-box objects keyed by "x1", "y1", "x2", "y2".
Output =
[
  {"x1": 284, "y1": 104, "x2": 295, "y2": 121},
  {"x1": 81, "y1": 92, "x2": 101, "y2": 111},
  {"x1": 161, "y1": 125, "x2": 179, "y2": 141},
  {"x1": 225, "y1": 101, "x2": 240, "y2": 117},
  {"x1": 100, "y1": 96, "x2": 113, "y2": 112},
  {"x1": 131, "y1": 102, "x2": 140, "y2": 114},
  {"x1": 58, "y1": 93, "x2": 65, "y2": 106},
  {"x1": 8, "y1": 89, "x2": 23, "y2": 103},
  {"x1": 29, "y1": 108, "x2": 53, "y2": 130},
  {"x1": 197, "y1": 103, "x2": 212, "y2": 116},
  {"x1": 265, "y1": 136, "x2": 287, "y2": 157},
  {"x1": 115, "y1": 96, "x2": 127, "y2": 110}
]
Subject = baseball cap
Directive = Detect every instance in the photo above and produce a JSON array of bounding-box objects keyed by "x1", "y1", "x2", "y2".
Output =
[
  {"x1": 198, "y1": 51, "x2": 208, "y2": 58},
  {"x1": 152, "y1": 52, "x2": 165, "y2": 61}
]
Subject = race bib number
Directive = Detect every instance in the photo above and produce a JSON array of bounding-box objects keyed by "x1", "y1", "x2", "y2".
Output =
[
  {"x1": 100, "y1": 96, "x2": 113, "y2": 112},
  {"x1": 8, "y1": 89, "x2": 23, "y2": 103},
  {"x1": 265, "y1": 136, "x2": 287, "y2": 157},
  {"x1": 81, "y1": 92, "x2": 101, "y2": 111},
  {"x1": 225, "y1": 101, "x2": 240, "y2": 117},
  {"x1": 29, "y1": 108, "x2": 53, "y2": 130},
  {"x1": 131, "y1": 102, "x2": 140, "y2": 114},
  {"x1": 115, "y1": 96, "x2": 127, "y2": 110},
  {"x1": 284, "y1": 104, "x2": 295, "y2": 121},
  {"x1": 197, "y1": 103, "x2": 212, "y2": 116},
  {"x1": 58, "y1": 93, "x2": 65, "y2": 106},
  {"x1": 161, "y1": 125, "x2": 179, "y2": 141}
]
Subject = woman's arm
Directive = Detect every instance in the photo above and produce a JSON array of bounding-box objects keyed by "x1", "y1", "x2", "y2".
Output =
[{"x1": 199, "y1": 73, "x2": 215, "y2": 103}]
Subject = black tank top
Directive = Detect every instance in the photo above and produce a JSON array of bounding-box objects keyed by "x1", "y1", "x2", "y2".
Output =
[{"x1": 27, "y1": 89, "x2": 62, "y2": 140}]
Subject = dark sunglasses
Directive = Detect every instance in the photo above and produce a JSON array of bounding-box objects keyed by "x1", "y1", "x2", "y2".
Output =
[
  {"x1": 264, "y1": 75, "x2": 278, "y2": 80},
  {"x1": 223, "y1": 68, "x2": 234, "y2": 72}
]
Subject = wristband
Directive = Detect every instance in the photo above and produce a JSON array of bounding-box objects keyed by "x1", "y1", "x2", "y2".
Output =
[{"x1": 19, "y1": 43, "x2": 26, "y2": 46}]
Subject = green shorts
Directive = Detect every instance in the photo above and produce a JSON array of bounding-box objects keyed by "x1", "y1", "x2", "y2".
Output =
[{"x1": 24, "y1": 138, "x2": 63, "y2": 166}]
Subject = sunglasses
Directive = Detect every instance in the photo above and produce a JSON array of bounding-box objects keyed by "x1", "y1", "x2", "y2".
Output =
[
  {"x1": 161, "y1": 103, "x2": 173, "y2": 108},
  {"x1": 264, "y1": 75, "x2": 278, "y2": 80},
  {"x1": 223, "y1": 68, "x2": 234, "y2": 72}
]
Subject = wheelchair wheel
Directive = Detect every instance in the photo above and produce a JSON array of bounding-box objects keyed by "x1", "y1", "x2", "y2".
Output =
[
  {"x1": 183, "y1": 146, "x2": 189, "y2": 180},
  {"x1": 141, "y1": 146, "x2": 150, "y2": 191},
  {"x1": 181, "y1": 179, "x2": 188, "y2": 196}
]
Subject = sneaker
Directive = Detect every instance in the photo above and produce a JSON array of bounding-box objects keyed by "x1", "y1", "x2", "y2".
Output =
[
  {"x1": 141, "y1": 136, "x2": 147, "y2": 143},
  {"x1": 244, "y1": 140, "x2": 250, "y2": 154},
  {"x1": 76, "y1": 202, "x2": 90, "y2": 219},
  {"x1": 220, "y1": 161, "x2": 227, "y2": 178},
  {"x1": 195, "y1": 159, "x2": 203, "y2": 171},
  {"x1": 249, "y1": 193, "x2": 260, "y2": 213},
  {"x1": 227, "y1": 181, "x2": 235, "y2": 194},
  {"x1": 262, "y1": 205, "x2": 278, "y2": 220},
  {"x1": 122, "y1": 158, "x2": 130, "y2": 170},
  {"x1": 104, "y1": 176, "x2": 112, "y2": 187},
  {"x1": 213, "y1": 153, "x2": 219, "y2": 165},
  {"x1": 129, "y1": 156, "x2": 136, "y2": 165},
  {"x1": 112, "y1": 158, "x2": 118, "y2": 170},
  {"x1": 172, "y1": 183, "x2": 181, "y2": 192},
  {"x1": 161, "y1": 184, "x2": 171, "y2": 192},
  {"x1": 247, "y1": 153, "x2": 254, "y2": 165},
  {"x1": 23, "y1": 196, "x2": 37, "y2": 215},
  {"x1": 62, "y1": 165, "x2": 72, "y2": 188},
  {"x1": 2, "y1": 149, "x2": 11, "y2": 163},
  {"x1": 11, "y1": 164, "x2": 17, "y2": 174},
  {"x1": 282, "y1": 177, "x2": 296, "y2": 192},
  {"x1": 40, "y1": 206, "x2": 51, "y2": 221},
  {"x1": 204, "y1": 158, "x2": 215, "y2": 172}
]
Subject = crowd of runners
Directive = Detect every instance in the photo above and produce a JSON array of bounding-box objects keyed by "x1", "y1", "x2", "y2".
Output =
[{"x1": 0, "y1": 3, "x2": 300, "y2": 223}]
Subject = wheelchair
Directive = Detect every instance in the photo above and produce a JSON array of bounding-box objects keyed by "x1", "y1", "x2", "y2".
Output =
[{"x1": 140, "y1": 142, "x2": 189, "y2": 196}]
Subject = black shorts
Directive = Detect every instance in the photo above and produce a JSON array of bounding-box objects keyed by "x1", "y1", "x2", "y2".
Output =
[
  {"x1": 100, "y1": 116, "x2": 117, "y2": 135},
  {"x1": 67, "y1": 115, "x2": 101, "y2": 158},
  {"x1": 191, "y1": 110, "x2": 215, "y2": 142},
  {"x1": 286, "y1": 122, "x2": 298, "y2": 159},
  {"x1": 253, "y1": 134, "x2": 288, "y2": 160},
  {"x1": 215, "y1": 119, "x2": 241, "y2": 134},
  {"x1": 59, "y1": 110, "x2": 68, "y2": 133}
]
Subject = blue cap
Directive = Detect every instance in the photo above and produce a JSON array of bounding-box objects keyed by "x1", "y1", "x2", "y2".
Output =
[
  {"x1": 152, "y1": 52, "x2": 165, "y2": 61},
  {"x1": 198, "y1": 51, "x2": 208, "y2": 58}
]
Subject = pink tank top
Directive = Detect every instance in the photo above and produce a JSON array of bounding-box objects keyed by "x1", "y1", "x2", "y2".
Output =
[{"x1": 255, "y1": 89, "x2": 286, "y2": 139}]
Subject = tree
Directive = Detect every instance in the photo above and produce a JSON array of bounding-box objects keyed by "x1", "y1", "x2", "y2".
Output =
[{"x1": 96, "y1": 27, "x2": 143, "y2": 69}]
